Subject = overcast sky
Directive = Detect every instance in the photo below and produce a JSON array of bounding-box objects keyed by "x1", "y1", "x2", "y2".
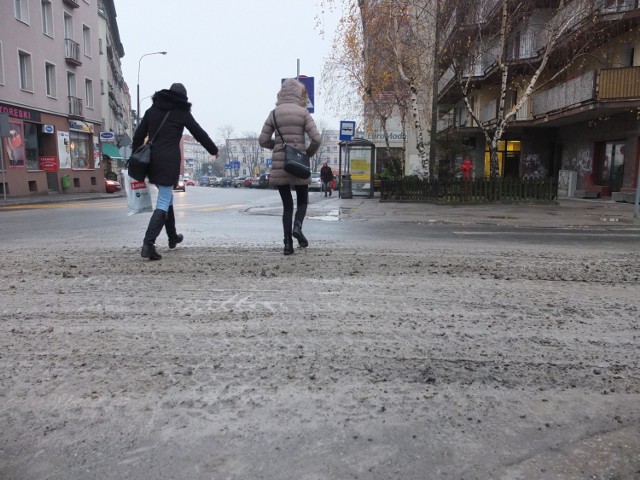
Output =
[{"x1": 114, "y1": 1, "x2": 349, "y2": 142}]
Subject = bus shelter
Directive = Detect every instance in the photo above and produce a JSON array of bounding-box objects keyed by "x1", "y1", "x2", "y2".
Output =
[{"x1": 338, "y1": 138, "x2": 376, "y2": 199}]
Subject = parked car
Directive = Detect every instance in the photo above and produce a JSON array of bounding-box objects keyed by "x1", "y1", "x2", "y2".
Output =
[
  {"x1": 233, "y1": 176, "x2": 249, "y2": 188},
  {"x1": 174, "y1": 175, "x2": 186, "y2": 192},
  {"x1": 208, "y1": 176, "x2": 221, "y2": 187},
  {"x1": 199, "y1": 175, "x2": 210, "y2": 187},
  {"x1": 258, "y1": 173, "x2": 270, "y2": 189},
  {"x1": 244, "y1": 176, "x2": 256, "y2": 188},
  {"x1": 186, "y1": 179, "x2": 195, "y2": 186},
  {"x1": 309, "y1": 172, "x2": 322, "y2": 191},
  {"x1": 220, "y1": 177, "x2": 234, "y2": 187},
  {"x1": 105, "y1": 178, "x2": 121, "y2": 193}
]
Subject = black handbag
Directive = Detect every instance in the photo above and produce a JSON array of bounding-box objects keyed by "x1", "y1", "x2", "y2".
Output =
[
  {"x1": 126, "y1": 111, "x2": 171, "y2": 182},
  {"x1": 272, "y1": 111, "x2": 311, "y2": 180}
]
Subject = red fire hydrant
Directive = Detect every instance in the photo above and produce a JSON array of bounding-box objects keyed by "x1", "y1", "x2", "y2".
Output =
[{"x1": 460, "y1": 158, "x2": 472, "y2": 180}]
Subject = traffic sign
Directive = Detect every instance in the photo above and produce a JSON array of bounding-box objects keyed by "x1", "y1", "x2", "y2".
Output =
[{"x1": 340, "y1": 121, "x2": 356, "y2": 141}]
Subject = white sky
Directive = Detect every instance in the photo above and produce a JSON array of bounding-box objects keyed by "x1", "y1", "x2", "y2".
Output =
[{"x1": 114, "y1": 1, "x2": 349, "y2": 142}]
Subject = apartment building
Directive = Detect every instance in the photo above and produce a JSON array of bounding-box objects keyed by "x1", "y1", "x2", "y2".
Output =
[
  {"x1": 181, "y1": 134, "x2": 215, "y2": 179},
  {"x1": 225, "y1": 137, "x2": 271, "y2": 177},
  {"x1": 0, "y1": 0, "x2": 124, "y2": 196},
  {"x1": 97, "y1": 0, "x2": 130, "y2": 179},
  {"x1": 436, "y1": 0, "x2": 640, "y2": 198}
]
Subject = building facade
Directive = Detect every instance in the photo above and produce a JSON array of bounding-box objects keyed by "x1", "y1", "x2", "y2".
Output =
[
  {"x1": 0, "y1": 0, "x2": 126, "y2": 197},
  {"x1": 97, "y1": 0, "x2": 130, "y2": 180},
  {"x1": 181, "y1": 134, "x2": 215, "y2": 180},
  {"x1": 436, "y1": 0, "x2": 640, "y2": 198}
]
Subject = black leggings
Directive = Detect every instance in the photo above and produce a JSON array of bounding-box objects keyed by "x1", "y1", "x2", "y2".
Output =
[{"x1": 278, "y1": 185, "x2": 308, "y2": 236}]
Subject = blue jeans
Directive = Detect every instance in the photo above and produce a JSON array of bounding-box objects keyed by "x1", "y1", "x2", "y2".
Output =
[{"x1": 154, "y1": 184, "x2": 174, "y2": 212}]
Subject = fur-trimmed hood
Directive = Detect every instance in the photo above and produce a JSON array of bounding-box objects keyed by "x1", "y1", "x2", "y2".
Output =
[
  {"x1": 151, "y1": 89, "x2": 192, "y2": 111},
  {"x1": 276, "y1": 79, "x2": 307, "y2": 108}
]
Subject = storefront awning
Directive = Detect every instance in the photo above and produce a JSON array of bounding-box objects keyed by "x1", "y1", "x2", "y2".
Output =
[{"x1": 101, "y1": 143, "x2": 123, "y2": 159}]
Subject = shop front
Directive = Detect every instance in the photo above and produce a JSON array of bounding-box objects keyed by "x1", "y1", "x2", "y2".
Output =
[{"x1": 1, "y1": 102, "x2": 104, "y2": 196}]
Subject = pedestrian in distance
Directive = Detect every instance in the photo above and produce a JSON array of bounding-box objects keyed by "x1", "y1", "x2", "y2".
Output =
[
  {"x1": 259, "y1": 79, "x2": 321, "y2": 255},
  {"x1": 320, "y1": 162, "x2": 334, "y2": 197},
  {"x1": 132, "y1": 83, "x2": 219, "y2": 261}
]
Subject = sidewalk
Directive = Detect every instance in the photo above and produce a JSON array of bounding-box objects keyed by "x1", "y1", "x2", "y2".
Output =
[
  {"x1": 307, "y1": 195, "x2": 640, "y2": 229},
  {"x1": 2, "y1": 190, "x2": 639, "y2": 229},
  {"x1": 0, "y1": 191, "x2": 125, "y2": 207}
]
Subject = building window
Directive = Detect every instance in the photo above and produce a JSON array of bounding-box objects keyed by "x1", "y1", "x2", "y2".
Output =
[
  {"x1": 0, "y1": 42, "x2": 4, "y2": 85},
  {"x1": 41, "y1": 0, "x2": 53, "y2": 36},
  {"x1": 45, "y1": 62, "x2": 56, "y2": 97},
  {"x1": 70, "y1": 131, "x2": 92, "y2": 169},
  {"x1": 24, "y1": 122, "x2": 40, "y2": 171},
  {"x1": 484, "y1": 140, "x2": 521, "y2": 177},
  {"x1": 18, "y1": 50, "x2": 33, "y2": 92},
  {"x1": 67, "y1": 71, "x2": 76, "y2": 96},
  {"x1": 82, "y1": 25, "x2": 91, "y2": 57},
  {"x1": 15, "y1": 0, "x2": 29, "y2": 24},
  {"x1": 98, "y1": 38, "x2": 103, "y2": 54},
  {"x1": 64, "y1": 13, "x2": 73, "y2": 40},
  {"x1": 85, "y1": 78, "x2": 94, "y2": 109}
]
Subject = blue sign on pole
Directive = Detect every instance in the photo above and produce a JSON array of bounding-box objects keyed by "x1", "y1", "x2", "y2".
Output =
[
  {"x1": 282, "y1": 76, "x2": 314, "y2": 113},
  {"x1": 339, "y1": 121, "x2": 356, "y2": 141},
  {"x1": 266, "y1": 158, "x2": 272, "y2": 166}
]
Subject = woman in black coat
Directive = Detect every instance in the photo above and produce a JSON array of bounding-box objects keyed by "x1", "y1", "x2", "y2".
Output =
[{"x1": 132, "y1": 83, "x2": 218, "y2": 260}]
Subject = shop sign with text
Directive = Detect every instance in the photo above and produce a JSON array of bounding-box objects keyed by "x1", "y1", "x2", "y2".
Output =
[{"x1": 39, "y1": 156, "x2": 58, "y2": 172}]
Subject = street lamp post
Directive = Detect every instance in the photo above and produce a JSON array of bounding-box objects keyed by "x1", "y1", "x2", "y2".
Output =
[{"x1": 136, "y1": 51, "x2": 167, "y2": 128}]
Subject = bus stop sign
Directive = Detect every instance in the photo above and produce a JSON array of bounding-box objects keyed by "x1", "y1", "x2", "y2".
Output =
[{"x1": 340, "y1": 121, "x2": 356, "y2": 141}]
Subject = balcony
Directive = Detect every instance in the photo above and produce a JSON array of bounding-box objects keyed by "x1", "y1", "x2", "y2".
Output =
[
  {"x1": 479, "y1": 99, "x2": 497, "y2": 123},
  {"x1": 531, "y1": 70, "x2": 596, "y2": 116},
  {"x1": 599, "y1": 66, "x2": 640, "y2": 99},
  {"x1": 464, "y1": 0, "x2": 500, "y2": 25},
  {"x1": 515, "y1": 98, "x2": 532, "y2": 120},
  {"x1": 64, "y1": 38, "x2": 82, "y2": 66},
  {"x1": 63, "y1": 0, "x2": 79, "y2": 7},
  {"x1": 599, "y1": 0, "x2": 639, "y2": 14},
  {"x1": 68, "y1": 96, "x2": 83, "y2": 118}
]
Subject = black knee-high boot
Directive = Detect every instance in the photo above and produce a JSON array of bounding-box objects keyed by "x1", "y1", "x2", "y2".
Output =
[
  {"x1": 141, "y1": 209, "x2": 167, "y2": 260},
  {"x1": 292, "y1": 220, "x2": 308, "y2": 248},
  {"x1": 283, "y1": 235, "x2": 294, "y2": 255},
  {"x1": 165, "y1": 205, "x2": 183, "y2": 249}
]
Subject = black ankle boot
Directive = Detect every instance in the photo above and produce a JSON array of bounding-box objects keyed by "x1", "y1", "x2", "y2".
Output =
[
  {"x1": 283, "y1": 235, "x2": 294, "y2": 255},
  {"x1": 141, "y1": 209, "x2": 166, "y2": 260},
  {"x1": 165, "y1": 206, "x2": 184, "y2": 249},
  {"x1": 292, "y1": 221, "x2": 308, "y2": 248}
]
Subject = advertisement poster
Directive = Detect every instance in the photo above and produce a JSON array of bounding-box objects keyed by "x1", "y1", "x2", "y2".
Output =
[
  {"x1": 3, "y1": 121, "x2": 25, "y2": 167},
  {"x1": 57, "y1": 131, "x2": 71, "y2": 169},
  {"x1": 93, "y1": 135, "x2": 101, "y2": 168}
]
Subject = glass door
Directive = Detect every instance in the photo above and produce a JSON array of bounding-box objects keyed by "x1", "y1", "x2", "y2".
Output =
[{"x1": 596, "y1": 141, "x2": 625, "y2": 192}]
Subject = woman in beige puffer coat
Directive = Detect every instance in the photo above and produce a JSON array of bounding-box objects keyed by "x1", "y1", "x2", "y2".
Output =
[{"x1": 259, "y1": 79, "x2": 322, "y2": 255}]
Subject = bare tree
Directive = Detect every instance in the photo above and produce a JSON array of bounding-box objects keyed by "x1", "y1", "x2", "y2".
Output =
[
  {"x1": 312, "y1": 119, "x2": 332, "y2": 172},
  {"x1": 386, "y1": 0, "x2": 438, "y2": 176},
  {"x1": 323, "y1": 0, "x2": 437, "y2": 177},
  {"x1": 240, "y1": 132, "x2": 264, "y2": 177}
]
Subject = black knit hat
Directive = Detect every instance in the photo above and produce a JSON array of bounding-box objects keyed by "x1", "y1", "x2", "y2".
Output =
[{"x1": 169, "y1": 83, "x2": 187, "y2": 97}]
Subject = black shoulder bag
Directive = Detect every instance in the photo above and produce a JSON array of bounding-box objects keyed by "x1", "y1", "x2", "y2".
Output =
[
  {"x1": 126, "y1": 110, "x2": 171, "y2": 182},
  {"x1": 272, "y1": 110, "x2": 311, "y2": 180}
]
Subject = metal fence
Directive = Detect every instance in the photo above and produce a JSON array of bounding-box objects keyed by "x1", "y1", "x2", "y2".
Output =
[{"x1": 380, "y1": 177, "x2": 557, "y2": 203}]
